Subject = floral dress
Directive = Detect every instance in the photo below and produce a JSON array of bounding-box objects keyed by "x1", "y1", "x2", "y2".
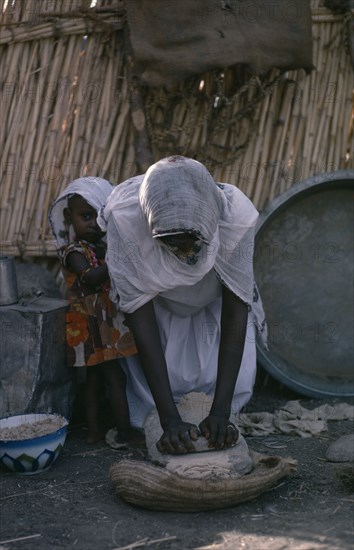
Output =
[{"x1": 61, "y1": 240, "x2": 136, "y2": 367}]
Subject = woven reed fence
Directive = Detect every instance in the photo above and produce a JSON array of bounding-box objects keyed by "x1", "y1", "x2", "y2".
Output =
[{"x1": 0, "y1": 0, "x2": 353, "y2": 262}]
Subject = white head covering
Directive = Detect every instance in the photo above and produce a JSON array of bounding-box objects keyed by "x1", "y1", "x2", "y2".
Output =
[
  {"x1": 49, "y1": 176, "x2": 113, "y2": 250},
  {"x1": 140, "y1": 156, "x2": 222, "y2": 243},
  {"x1": 98, "y1": 157, "x2": 259, "y2": 313}
]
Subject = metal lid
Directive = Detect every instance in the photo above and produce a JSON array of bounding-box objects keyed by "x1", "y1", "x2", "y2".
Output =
[{"x1": 255, "y1": 171, "x2": 354, "y2": 398}]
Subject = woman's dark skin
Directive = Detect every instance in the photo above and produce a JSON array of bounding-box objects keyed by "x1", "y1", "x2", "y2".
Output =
[{"x1": 125, "y1": 234, "x2": 248, "y2": 454}]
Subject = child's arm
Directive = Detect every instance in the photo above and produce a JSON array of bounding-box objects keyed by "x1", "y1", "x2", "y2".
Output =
[
  {"x1": 66, "y1": 251, "x2": 109, "y2": 289},
  {"x1": 199, "y1": 284, "x2": 248, "y2": 448}
]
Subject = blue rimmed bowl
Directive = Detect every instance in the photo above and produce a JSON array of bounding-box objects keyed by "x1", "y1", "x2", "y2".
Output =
[{"x1": 0, "y1": 413, "x2": 68, "y2": 475}]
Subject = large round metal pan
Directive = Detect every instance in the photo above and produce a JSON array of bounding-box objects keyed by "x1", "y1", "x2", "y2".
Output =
[{"x1": 254, "y1": 170, "x2": 354, "y2": 398}]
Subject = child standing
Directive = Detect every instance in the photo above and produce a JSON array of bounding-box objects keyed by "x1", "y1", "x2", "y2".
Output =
[{"x1": 49, "y1": 177, "x2": 137, "y2": 446}]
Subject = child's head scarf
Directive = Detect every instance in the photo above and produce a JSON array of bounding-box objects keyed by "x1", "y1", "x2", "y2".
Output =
[{"x1": 49, "y1": 176, "x2": 113, "y2": 251}]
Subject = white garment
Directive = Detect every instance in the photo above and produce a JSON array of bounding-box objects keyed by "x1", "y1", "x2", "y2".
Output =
[
  {"x1": 121, "y1": 272, "x2": 257, "y2": 428},
  {"x1": 49, "y1": 176, "x2": 113, "y2": 251},
  {"x1": 98, "y1": 157, "x2": 266, "y2": 427},
  {"x1": 99, "y1": 176, "x2": 259, "y2": 313},
  {"x1": 139, "y1": 156, "x2": 222, "y2": 243}
]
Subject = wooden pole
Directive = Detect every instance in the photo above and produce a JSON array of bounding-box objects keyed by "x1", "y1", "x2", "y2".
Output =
[{"x1": 123, "y1": 25, "x2": 153, "y2": 173}]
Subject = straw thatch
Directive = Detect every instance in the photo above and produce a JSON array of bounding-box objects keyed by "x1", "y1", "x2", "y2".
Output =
[{"x1": 0, "y1": 0, "x2": 353, "y2": 260}]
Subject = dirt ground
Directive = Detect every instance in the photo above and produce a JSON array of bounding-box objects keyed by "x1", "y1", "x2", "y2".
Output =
[{"x1": 1, "y1": 375, "x2": 353, "y2": 550}]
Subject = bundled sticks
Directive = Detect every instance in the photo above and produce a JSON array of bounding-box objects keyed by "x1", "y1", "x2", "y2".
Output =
[
  {"x1": 145, "y1": 6, "x2": 353, "y2": 210},
  {"x1": 1, "y1": 0, "x2": 134, "y2": 255},
  {"x1": 0, "y1": 0, "x2": 353, "y2": 259}
]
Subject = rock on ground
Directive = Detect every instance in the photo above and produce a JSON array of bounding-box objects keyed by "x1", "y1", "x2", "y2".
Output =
[{"x1": 326, "y1": 433, "x2": 354, "y2": 462}]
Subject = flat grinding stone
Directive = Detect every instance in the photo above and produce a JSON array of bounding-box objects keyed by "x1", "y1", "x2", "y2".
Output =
[{"x1": 144, "y1": 392, "x2": 253, "y2": 479}]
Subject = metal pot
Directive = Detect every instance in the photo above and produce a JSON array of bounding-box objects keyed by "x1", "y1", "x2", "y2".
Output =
[
  {"x1": 255, "y1": 170, "x2": 354, "y2": 398},
  {"x1": 0, "y1": 256, "x2": 19, "y2": 305}
]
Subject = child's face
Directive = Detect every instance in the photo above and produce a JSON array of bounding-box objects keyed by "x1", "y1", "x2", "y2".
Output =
[{"x1": 65, "y1": 195, "x2": 105, "y2": 244}]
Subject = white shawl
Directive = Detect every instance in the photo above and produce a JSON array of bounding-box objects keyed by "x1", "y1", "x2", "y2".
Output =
[
  {"x1": 98, "y1": 157, "x2": 259, "y2": 313},
  {"x1": 49, "y1": 176, "x2": 113, "y2": 251}
]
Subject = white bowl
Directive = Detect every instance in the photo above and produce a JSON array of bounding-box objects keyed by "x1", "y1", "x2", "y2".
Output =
[{"x1": 0, "y1": 413, "x2": 68, "y2": 475}]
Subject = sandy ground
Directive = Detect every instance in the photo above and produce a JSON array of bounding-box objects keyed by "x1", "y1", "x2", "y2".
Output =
[{"x1": 1, "y1": 378, "x2": 353, "y2": 550}]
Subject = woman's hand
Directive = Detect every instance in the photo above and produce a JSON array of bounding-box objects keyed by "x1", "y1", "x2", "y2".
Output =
[
  {"x1": 199, "y1": 415, "x2": 239, "y2": 449},
  {"x1": 156, "y1": 420, "x2": 199, "y2": 454}
]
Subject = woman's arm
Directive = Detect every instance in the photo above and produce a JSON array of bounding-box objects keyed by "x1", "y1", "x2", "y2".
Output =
[
  {"x1": 125, "y1": 301, "x2": 199, "y2": 453},
  {"x1": 199, "y1": 284, "x2": 248, "y2": 448}
]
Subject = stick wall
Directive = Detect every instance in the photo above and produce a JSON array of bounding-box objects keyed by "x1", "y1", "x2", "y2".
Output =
[{"x1": 0, "y1": 0, "x2": 352, "y2": 258}]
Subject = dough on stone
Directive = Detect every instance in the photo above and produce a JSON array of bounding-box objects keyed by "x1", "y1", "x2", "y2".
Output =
[{"x1": 143, "y1": 392, "x2": 253, "y2": 479}]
